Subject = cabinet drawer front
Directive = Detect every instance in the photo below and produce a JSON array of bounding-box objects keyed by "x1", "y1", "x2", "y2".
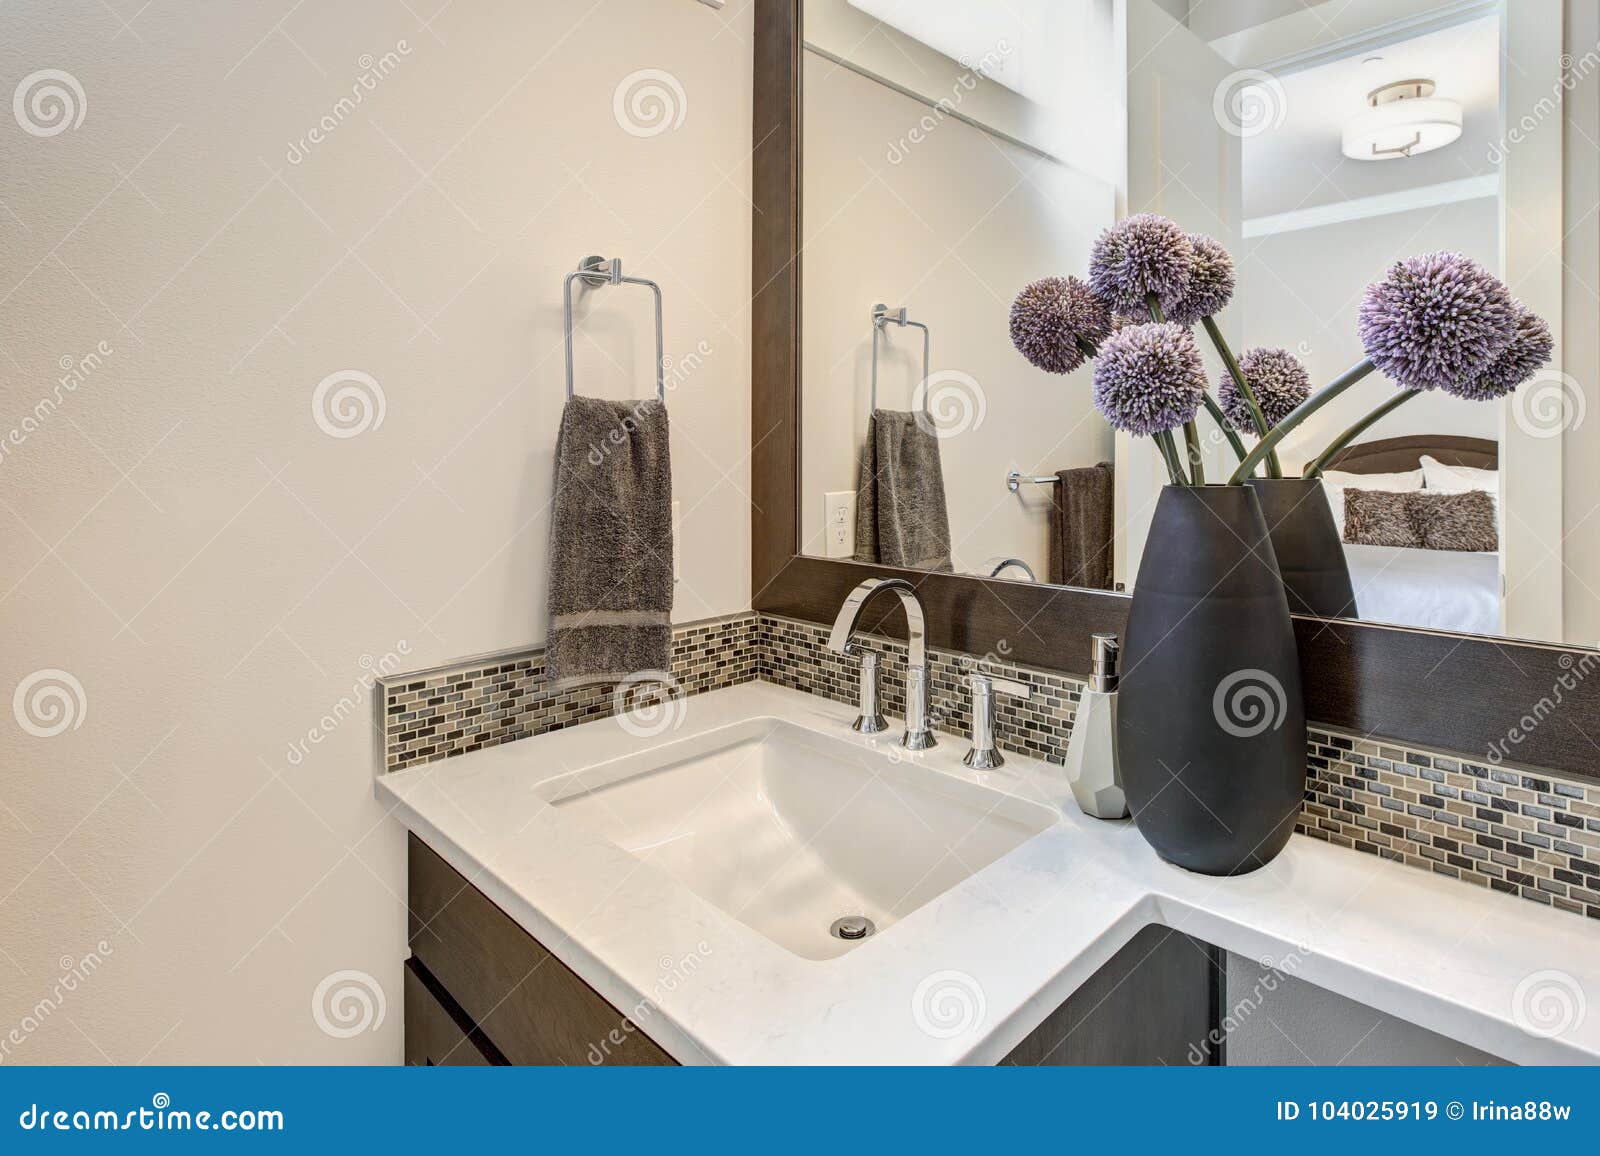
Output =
[
  {"x1": 403, "y1": 957, "x2": 503, "y2": 1066},
  {"x1": 407, "y1": 834, "x2": 675, "y2": 1066}
]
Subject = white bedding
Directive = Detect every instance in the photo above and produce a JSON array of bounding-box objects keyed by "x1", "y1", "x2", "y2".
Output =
[{"x1": 1343, "y1": 543, "x2": 1500, "y2": 635}]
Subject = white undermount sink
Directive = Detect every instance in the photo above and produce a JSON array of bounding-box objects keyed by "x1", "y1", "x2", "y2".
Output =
[{"x1": 538, "y1": 717, "x2": 1056, "y2": 960}]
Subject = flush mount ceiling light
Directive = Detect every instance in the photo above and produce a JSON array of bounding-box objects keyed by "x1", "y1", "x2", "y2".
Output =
[{"x1": 1341, "y1": 79, "x2": 1462, "y2": 161}]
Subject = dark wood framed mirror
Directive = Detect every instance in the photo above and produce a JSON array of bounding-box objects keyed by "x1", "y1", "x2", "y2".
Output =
[{"x1": 748, "y1": 0, "x2": 1600, "y2": 783}]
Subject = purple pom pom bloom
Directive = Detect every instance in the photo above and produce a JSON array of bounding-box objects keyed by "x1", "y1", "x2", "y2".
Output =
[
  {"x1": 1451, "y1": 304, "x2": 1553, "y2": 401},
  {"x1": 1167, "y1": 233, "x2": 1236, "y2": 326},
  {"x1": 1357, "y1": 252, "x2": 1516, "y2": 391},
  {"x1": 1092, "y1": 322, "x2": 1206, "y2": 437},
  {"x1": 1009, "y1": 276, "x2": 1113, "y2": 374},
  {"x1": 1088, "y1": 213, "x2": 1195, "y2": 317},
  {"x1": 1217, "y1": 347, "x2": 1311, "y2": 433}
]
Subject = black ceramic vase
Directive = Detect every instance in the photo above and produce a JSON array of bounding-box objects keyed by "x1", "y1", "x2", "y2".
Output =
[
  {"x1": 1118, "y1": 485, "x2": 1306, "y2": 875},
  {"x1": 1246, "y1": 477, "x2": 1358, "y2": 619}
]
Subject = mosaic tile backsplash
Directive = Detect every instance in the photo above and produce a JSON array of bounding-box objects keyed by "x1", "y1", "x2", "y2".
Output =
[
  {"x1": 378, "y1": 614, "x2": 759, "y2": 771},
  {"x1": 379, "y1": 612, "x2": 1600, "y2": 923}
]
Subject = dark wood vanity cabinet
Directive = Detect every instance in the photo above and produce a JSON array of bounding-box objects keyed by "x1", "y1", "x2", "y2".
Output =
[
  {"x1": 405, "y1": 834, "x2": 1218, "y2": 1066},
  {"x1": 406, "y1": 835, "x2": 673, "y2": 1066}
]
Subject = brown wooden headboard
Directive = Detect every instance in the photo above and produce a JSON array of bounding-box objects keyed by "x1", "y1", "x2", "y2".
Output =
[{"x1": 1324, "y1": 434, "x2": 1498, "y2": 474}]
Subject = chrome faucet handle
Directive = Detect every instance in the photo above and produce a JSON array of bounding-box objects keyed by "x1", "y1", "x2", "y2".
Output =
[
  {"x1": 851, "y1": 649, "x2": 889, "y2": 734},
  {"x1": 962, "y1": 673, "x2": 1031, "y2": 769},
  {"x1": 902, "y1": 665, "x2": 936, "y2": 751}
]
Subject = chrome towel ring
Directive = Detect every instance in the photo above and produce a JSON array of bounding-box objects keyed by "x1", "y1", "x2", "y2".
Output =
[
  {"x1": 563, "y1": 255, "x2": 665, "y2": 401},
  {"x1": 869, "y1": 303, "x2": 930, "y2": 417}
]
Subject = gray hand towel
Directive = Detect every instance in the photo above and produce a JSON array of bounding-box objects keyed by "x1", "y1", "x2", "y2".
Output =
[
  {"x1": 852, "y1": 409, "x2": 952, "y2": 571},
  {"x1": 545, "y1": 396, "x2": 674, "y2": 688},
  {"x1": 1049, "y1": 462, "x2": 1115, "y2": 589}
]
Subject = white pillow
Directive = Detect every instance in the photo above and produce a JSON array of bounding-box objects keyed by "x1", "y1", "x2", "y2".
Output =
[
  {"x1": 1319, "y1": 468, "x2": 1423, "y2": 535},
  {"x1": 1420, "y1": 454, "x2": 1498, "y2": 496}
]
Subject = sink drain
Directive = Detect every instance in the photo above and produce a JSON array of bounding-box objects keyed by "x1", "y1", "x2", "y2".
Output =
[{"x1": 830, "y1": 915, "x2": 876, "y2": 941}]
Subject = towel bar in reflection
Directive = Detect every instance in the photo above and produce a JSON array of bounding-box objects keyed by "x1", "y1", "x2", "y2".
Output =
[
  {"x1": 1006, "y1": 470, "x2": 1061, "y2": 492},
  {"x1": 564, "y1": 255, "x2": 665, "y2": 401},
  {"x1": 870, "y1": 303, "x2": 931, "y2": 417}
]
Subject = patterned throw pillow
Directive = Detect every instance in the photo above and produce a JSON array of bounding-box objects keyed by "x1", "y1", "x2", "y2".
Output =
[
  {"x1": 1407, "y1": 490, "x2": 1498, "y2": 552},
  {"x1": 1341, "y1": 490, "x2": 1420, "y2": 547}
]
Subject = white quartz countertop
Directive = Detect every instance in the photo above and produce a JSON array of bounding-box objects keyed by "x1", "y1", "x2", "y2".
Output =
[{"x1": 376, "y1": 681, "x2": 1600, "y2": 1065}]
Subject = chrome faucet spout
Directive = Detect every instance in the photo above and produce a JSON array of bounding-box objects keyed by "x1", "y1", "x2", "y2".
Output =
[
  {"x1": 826, "y1": 577, "x2": 933, "y2": 749},
  {"x1": 826, "y1": 577, "x2": 926, "y2": 671}
]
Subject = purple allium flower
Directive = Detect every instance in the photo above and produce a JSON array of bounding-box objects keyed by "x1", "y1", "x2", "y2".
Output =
[
  {"x1": 1167, "y1": 233, "x2": 1236, "y2": 325},
  {"x1": 1092, "y1": 322, "x2": 1206, "y2": 436},
  {"x1": 1217, "y1": 347, "x2": 1311, "y2": 432},
  {"x1": 1009, "y1": 275, "x2": 1113, "y2": 373},
  {"x1": 1357, "y1": 252, "x2": 1516, "y2": 391},
  {"x1": 1088, "y1": 213, "x2": 1195, "y2": 317},
  {"x1": 1450, "y1": 304, "x2": 1553, "y2": 401}
]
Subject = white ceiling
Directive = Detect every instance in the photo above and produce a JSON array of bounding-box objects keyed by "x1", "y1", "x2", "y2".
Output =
[{"x1": 1241, "y1": 13, "x2": 1500, "y2": 219}]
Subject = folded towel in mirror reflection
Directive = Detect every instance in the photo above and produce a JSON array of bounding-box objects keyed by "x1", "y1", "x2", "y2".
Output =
[
  {"x1": 1050, "y1": 462, "x2": 1114, "y2": 590},
  {"x1": 853, "y1": 409, "x2": 952, "y2": 571},
  {"x1": 545, "y1": 396, "x2": 674, "y2": 688}
]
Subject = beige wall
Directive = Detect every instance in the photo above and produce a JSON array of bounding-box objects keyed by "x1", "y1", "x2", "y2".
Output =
[
  {"x1": 0, "y1": 0, "x2": 751, "y2": 1062},
  {"x1": 799, "y1": 51, "x2": 1115, "y2": 580},
  {"x1": 1564, "y1": 0, "x2": 1600, "y2": 645}
]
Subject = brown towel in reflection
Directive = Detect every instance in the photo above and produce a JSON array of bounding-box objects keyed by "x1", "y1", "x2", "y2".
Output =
[
  {"x1": 853, "y1": 410, "x2": 952, "y2": 571},
  {"x1": 1049, "y1": 462, "x2": 1114, "y2": 589}
]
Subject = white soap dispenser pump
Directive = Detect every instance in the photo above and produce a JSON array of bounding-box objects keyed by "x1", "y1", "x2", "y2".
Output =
[{"x1": 1064, "y1": 633, "x2": 1128, "y2": 819}]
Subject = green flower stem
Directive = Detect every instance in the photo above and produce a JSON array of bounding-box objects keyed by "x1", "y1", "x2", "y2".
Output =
[
  {"x1": 1227, "y1": 358, "x2": 1378, "y2": 485},
  {"x1": 1154, "y1": 429, "x2": 1189, "y2": 486},
  {"x1": 1303, "y1": 389, "x2": 1421, "y2": 478},
  {"x1": 1200, "y1": 315, "x2": 1282, "y2": 479},
  {"x1": 1200, "y1": 393, "x2": 1249, "y2": 464},
  {"x1": 1183, "y1": 420, "x2": 1205, "y2": 484}
]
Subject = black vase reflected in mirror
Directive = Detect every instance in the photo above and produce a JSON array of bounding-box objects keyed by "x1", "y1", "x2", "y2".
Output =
[{"x1": 1247, "y1": 477, "x2": 1358, "y2": 620}]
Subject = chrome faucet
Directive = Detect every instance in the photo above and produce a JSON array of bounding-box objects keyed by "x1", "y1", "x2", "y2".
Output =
[
  {"x1": 827, "y1": 577, "x2": 935, "y2": 750},
  {"x1": 962, "y1": 673, "x2": 1031, "y2": 769}
]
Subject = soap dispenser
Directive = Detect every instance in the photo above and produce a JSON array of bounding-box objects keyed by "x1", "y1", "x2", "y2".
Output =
[{"x1": 1064, "y1": 633, "x2": 1128, "y2": 819}]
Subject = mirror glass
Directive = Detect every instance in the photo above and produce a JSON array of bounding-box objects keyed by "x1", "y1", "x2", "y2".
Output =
[{"x1": 799, "y1": 0, "x2": 1596, "y2": 648}]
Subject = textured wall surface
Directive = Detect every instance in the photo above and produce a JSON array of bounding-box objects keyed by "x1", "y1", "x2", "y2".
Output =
[{"x1": 0, "y1": 0, "x2": 752, "y2": 1063}]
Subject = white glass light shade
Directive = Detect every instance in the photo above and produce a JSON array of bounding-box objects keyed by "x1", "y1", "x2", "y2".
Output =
[{"x1": 1342, "y1": 96, "x2": 1463, "y2": 160}]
